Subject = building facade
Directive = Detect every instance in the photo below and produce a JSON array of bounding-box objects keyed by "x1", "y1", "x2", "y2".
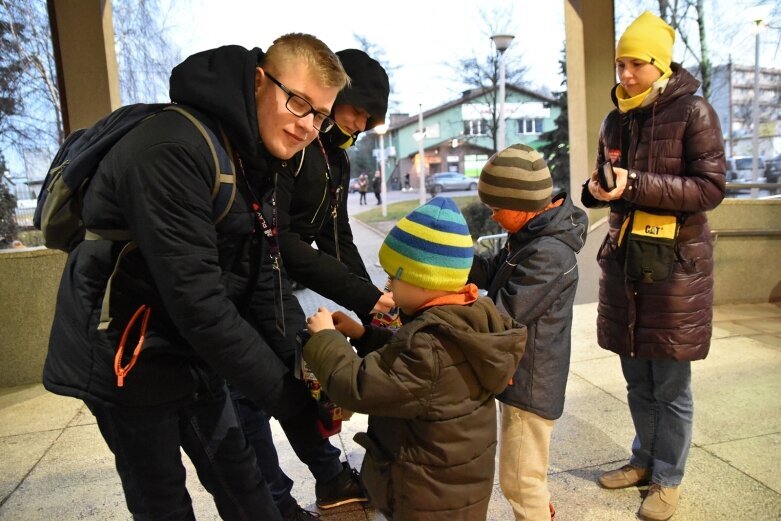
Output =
[
  {"x1": 371, "y1": 84, "x2": 559, "y2": 189},
  {"x1": 709, "y1": 63, "x2": 781, "y2": 159}
]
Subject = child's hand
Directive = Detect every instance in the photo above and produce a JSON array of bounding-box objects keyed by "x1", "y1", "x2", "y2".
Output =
[
  {"x1": 307, "y1": 307, "x2": 334, "y2": 334},
  {"x1": 371, "y1": 291, "x2": 395, "y2": 314},
  {"x1": 332, "y1": 311, "x2": 365, "y2": 340}
]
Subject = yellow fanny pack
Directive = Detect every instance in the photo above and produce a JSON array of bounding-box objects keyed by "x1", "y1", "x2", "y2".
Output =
[{"x1": 619, "y1": 210, "x2": 680, "y2": 283}]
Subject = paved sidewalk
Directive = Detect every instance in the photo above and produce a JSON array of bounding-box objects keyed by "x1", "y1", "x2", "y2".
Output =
[{"x1": 1, "y1": 193, "x2": 779, "y2": 520}]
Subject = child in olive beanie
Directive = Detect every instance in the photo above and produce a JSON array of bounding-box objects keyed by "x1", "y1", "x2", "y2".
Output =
[{"x1": 470, "y1": 143, "x2": 588, "y2": 521}]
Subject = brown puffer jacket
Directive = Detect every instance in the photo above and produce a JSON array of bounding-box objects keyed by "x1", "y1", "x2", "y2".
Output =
[
  {"x1": 303, "y1": 298, "x2": 526, "y2": 520},
  {"x1": 581, "y1": 64, "x2": 726, "y2": 361}
]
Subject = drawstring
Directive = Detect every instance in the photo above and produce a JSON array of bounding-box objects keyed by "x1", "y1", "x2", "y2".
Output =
[{"x1": 114, "y1": 305, "x2": 152, "y2": 387}]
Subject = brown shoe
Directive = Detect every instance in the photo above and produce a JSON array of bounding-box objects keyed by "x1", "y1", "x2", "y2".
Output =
[
  {"x1": 598, "y1": 464, "x2": 651, "y2": 489},
  {"x1": 639, "y1": 484, "x2": 680, "y2": 520}
]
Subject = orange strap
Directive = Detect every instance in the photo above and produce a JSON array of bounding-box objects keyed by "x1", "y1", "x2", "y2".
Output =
[{"x1": 114, "y1": 305, "x2": 151, "y2": 388}]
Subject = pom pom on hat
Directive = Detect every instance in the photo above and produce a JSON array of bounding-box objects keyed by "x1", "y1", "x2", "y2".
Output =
[
  {"x1": 378, "y1": 197, "x2": 474, "y2": 291},
  {"x1": 616, "y1": 11, "x2": 675, "y2": 73},
  {"x1": 478, "y1": 143, "x2": 553, "y2": 211}
]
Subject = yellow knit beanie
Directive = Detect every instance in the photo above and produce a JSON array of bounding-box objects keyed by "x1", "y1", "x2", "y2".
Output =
[{"x1": 616, "y1": 11, "x2": 675, "y2": 73}]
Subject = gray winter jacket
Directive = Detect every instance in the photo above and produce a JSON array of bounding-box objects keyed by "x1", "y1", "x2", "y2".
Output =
[{"x1": 469, "y1": 193, "x2": 587, "y2": 420}]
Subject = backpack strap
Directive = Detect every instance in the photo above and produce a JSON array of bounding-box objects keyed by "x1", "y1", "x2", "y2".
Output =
[
  {"x1": 163, "y1": 105, "x2": 236, "y2": 224},
  {"x1": 94, "y1": 105, "x2": 237, "y2": 330}
]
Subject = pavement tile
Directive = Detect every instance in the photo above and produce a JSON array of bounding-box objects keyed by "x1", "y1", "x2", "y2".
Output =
[
  {"x1": 0, "y1": 430, "x2": 59, "y2": 505},
  {"x1": 705, "y1": 432, "x2": 781, "y2": 494},
  {"x1": 0, "y1": 385, "x2": 82, "y2": 437}
]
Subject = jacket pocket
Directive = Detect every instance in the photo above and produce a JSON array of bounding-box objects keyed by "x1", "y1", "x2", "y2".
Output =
[{"x1": 354, "y1": 431, "x2": 393, "y2": 513}]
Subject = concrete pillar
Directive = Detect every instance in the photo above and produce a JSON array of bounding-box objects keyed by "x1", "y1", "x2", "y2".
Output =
[
  {"x1": 564, "y1": 0, "x2": 617, "y2": 208},
  {"x1": 48, "y1": 0, "x2": 120, "y2": 135}
]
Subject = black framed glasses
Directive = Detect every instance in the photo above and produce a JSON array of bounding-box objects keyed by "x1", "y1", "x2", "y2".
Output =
[{"x1": 265, "y1": 72, "x2": 335, "y2": 133}]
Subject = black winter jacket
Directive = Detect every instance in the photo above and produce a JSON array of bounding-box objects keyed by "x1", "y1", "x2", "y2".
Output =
[
  {"x1": 470, "y1": 193, "x2": 588, "y2": 420},
  {"x1": 581, "y1": 64, "x2": 726, "y2": 361},
  {"x1": 43, "y1": 46, "x2": 312, "y2": 418},
  {"x1": 275, "y1": 134, "x2": 381, "y2": 316}
]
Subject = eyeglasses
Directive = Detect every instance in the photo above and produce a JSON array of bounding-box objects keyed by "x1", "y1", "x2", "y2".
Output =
[{"x1": 265, "y1": 72, "x2": 335, "y2": 133}]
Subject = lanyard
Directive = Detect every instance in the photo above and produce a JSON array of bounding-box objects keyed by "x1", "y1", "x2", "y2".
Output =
[
  {"x1": 237, "y1": 154, "x2": 285, "y2": 334},
  {"x1": 316, "y1": 136, "x2": 342, "y2": 261}
]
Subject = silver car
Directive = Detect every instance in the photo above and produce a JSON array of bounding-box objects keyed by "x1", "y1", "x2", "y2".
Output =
[{"x1": 426, "y1": 172, "x2": 478, "y2": 194}]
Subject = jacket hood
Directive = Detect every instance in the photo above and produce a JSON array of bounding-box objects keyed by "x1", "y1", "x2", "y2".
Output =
[
  {"x1": 169, "y1": 45, "x2": 266, "y2": 169},
  {"x1": 334, "y1": 49, "x2": 389, "y2": 130},
  {"x1": 610, "y1": 63, "x2": 700, "y2": 112},
  {"x1": 422, "y1": 298, "x2": 526, "y2": 394},
  {"x1": 511, "y1": 193, "x2": 588, "y2": 253}
]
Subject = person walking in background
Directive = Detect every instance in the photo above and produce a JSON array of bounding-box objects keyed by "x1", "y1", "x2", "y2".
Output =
[
  {"x1": 372, "y1": 170, "x2": 382, "y2": 205},
  {"x1": 303, "y1": 197, "x2": 526, "y2": 520},
  {"x1": 358, "y1": 172, "x2": 369, "y2": 205},
  {"x1": 42, "y1": 35, "x2": 349, "y2": 521},
  {"x1": 469, "y1": 144, "x2": 588, "y2": 521},
  {"x1": 403, "y1": 172, "x2": 411, "y2": 191},
  {"x1": 581, "y1": 11, "x2": 725, "y2": 521}
]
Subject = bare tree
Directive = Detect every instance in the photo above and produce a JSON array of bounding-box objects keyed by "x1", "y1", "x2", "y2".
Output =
[
  {"x1": 657, "y1": 0, "x2": 714, "y2": 99},
  {"x1": 0, "y1": 0, "x2": 181, "y2": 177},
  {"x1": 0, "y1": 0, "x2": 62, "y2": 156},
  {"x1": 113, "y1": 0, "x2": 181, "y2": 103},
  {"x1": 450, "y1": 5, "x2": 529, "y2": 152}
]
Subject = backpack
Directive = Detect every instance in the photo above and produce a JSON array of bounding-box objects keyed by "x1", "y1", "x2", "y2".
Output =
[{"x1": 34, "y1": 103, "x2": 236, "y2": 251}]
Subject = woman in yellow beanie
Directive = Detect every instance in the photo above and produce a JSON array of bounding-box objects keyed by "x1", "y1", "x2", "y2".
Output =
[{"x1": 581, "y1": 11, "x2": 726, "y2": 521}]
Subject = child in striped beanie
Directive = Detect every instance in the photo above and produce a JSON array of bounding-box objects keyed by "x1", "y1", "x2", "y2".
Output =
[
  {"x1": 302, "y1": 196, "x2": 527, "y2": 520},
  {"x1": 470, "y1": 143, "x2": 588, "y2": 521}
]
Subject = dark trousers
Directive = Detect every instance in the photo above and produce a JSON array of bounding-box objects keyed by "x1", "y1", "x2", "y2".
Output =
[
  {"x1": 87, "y1": 384, "x2": 281, "y2": 521},
  {"x1": 359, "y1": 191, "x2": 367, "y2": 204},
  {"x1": 374, "y1": 191, "x2": 381, "y2": 204},
  {"x1": 232, "y1": 261, "x2": 343, "y2": 514}
]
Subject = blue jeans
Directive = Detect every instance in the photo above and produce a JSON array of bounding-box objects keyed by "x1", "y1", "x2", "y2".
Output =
[
  {"x1": 620, "y1": 356, "x2": 693, "y2": 487},
  {"x1": 87, "y1": 383, "x2": 281, "y2": 521}
]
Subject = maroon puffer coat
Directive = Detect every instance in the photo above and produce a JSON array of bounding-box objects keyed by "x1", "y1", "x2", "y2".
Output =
[{"x1": 581, "y1": 64, "x2": 726, "y2": 361}]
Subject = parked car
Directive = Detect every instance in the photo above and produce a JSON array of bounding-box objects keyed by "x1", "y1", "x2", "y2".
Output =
[
  {"x1": 426, "y1": 172, "x2": 478, "y2": 195},
  {"x1": 765, "y1": 155, "x2": 781, "y2": 185},
  {"x1": 726, "y1": 156, "x2": 766, "y2": 184},
  {"x1": 348, "y1": 177, "x2": 361, "y2": 193}
]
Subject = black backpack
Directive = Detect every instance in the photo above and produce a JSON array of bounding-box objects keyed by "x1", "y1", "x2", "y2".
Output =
[{"x1": 34, "y1": 103, "x2": 236, "y2": 251}]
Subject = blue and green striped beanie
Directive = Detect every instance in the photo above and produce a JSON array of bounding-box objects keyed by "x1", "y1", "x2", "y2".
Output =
[{"x1": 378, "y1": 197, "x2": 474, "y2": 291}]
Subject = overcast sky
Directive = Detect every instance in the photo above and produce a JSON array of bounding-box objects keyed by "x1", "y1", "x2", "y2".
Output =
[
  {"x1": 167, "y1": 0, "x2": 778, "y2": 117},
  {"x1": 167, "y1": 0, "x2": 566, "y2": 115}
]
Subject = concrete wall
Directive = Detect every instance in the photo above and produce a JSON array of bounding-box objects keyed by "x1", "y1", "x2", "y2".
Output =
[
  {"x1": 0, "y1": 248, "x2": 66, "y2": 386},
  {"x1": 0, "y1": 200, "x2": 776, "y2": 386},
  {"x1": 708, "y1": 199, "x2": 781, "y2": 304}
]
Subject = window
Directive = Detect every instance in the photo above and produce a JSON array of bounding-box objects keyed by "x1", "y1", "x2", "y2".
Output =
[
  {"x1": 518, "y1": 118, "x2": 544, "y2": 134},
  {"x1": 464, "y1": 154, "x2": 489, "y2": 177},
  {"x1": 464, "y1": 120, "x2": 488, "y2": 136}
]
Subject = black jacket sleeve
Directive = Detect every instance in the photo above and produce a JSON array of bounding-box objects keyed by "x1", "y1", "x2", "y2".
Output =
[
  {"x1": 114, "y1": 134, "x2": 310, "y2": 421},
  {"x1": 275, "y1": 169, "x2": 382, "y2": 315}
]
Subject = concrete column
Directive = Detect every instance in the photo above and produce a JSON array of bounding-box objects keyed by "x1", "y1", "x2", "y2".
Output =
[
  {"x1": 48, "y1": 0, "x2": 120, "y2": 135},
  {"x1": 564, "y1": 0, "x2": 616, "y2": 209}
]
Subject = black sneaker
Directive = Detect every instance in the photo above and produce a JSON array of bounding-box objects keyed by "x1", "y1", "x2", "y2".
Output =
[
  {"x1": 315, "y1": 462, "x2": 368, "y2": 509},
  {"x1": 283, "y1": 505, "x2": 321, "y2": 520}
]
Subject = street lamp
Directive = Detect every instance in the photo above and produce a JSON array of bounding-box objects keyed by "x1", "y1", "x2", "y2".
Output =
[
  {"x1": 375, "y1": 123, "x2": 389, "y2": 217},
  {"x1": 414, "y1": 104, "x2": 427, "y2": 205},
  {"x1": 491, "y1": 33, "x2": 514, "y2": 152},
  {"x1": 746, "y1": 6, "x2": 771, "y2": 198}
]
